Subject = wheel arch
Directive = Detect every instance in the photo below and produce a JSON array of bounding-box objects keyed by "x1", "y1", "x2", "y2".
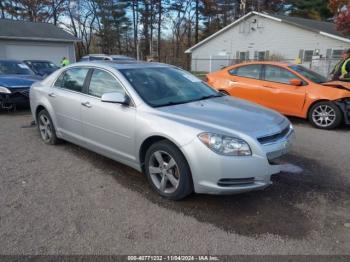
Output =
[
  {"x1": 306, "y1": 99, "x2": 332, "y2": 119},
  {"x1": 35, "y1": 105, "x2": 47, "y2": 120},
  {"x1": 139, "y1": 135, "x2": 189, "y2": 173},
  {"x1": 34, "y1": 103, "x2": 59, "y2": 134}
]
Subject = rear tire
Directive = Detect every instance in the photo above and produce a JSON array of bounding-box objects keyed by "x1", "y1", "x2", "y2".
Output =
[
  {"x1": 37, "y1": 109, "x2": 61, "y2": 145},
  {"x1": 308, "y1": 101, "x2": 342, "y2": 129},
  {"x1": 144, "y1": 140, "x2": 193, "y2": 200}
]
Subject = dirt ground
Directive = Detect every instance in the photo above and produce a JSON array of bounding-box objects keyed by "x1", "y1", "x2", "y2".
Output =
[{"x1": 0, "y1": 110, "x2": 349, "y2": 254}]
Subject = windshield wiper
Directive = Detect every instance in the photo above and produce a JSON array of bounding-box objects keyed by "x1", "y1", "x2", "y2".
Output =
[
  {"x1": 154, "y1": 94, "x2": 223, "y2": 108},
  {"x1": 154, "y1": 101, "x2": 190, "y2": 107},
  {"x1": 193, "y1": 94, "x2": 223, "y2": 102}
]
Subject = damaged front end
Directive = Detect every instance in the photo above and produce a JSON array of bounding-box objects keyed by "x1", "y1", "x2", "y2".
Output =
[
  {"x1": 335, "y1": 98, "x2": 350, "y2": 125},
  {"x1": 0, "y1": 87, "x2": 30, "y2": 110}
]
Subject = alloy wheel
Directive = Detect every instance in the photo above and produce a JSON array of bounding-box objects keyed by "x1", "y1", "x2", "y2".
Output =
[
  {"x1": 38, "y1": 114, "x2": 52, "y2": 142},
  {"x1": 312, "y1": 105, "x2": 336, "y2": 128},
  {"x1": 148, "y1": 150, "x2": 180, "y2": 194}
]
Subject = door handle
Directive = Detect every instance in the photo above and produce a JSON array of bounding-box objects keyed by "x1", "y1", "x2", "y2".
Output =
[
  {"x1": 81, "y1": 101, "x2": 92, "y2": 108},
  {"x1": 48, "y1": 92, "x2": 56, "y2": 97}
]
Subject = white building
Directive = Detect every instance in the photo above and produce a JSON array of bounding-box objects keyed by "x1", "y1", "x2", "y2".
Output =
[{"x1": 185, "y1": 11, "x2": 350, "y2": 75}]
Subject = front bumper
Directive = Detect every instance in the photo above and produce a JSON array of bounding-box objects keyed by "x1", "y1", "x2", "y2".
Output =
[
  {"x1": 181, "y1": 127, "x2": 295, "y2": 195},
  {"x1": 335, "y1": 100, "x2": 350, "y2": 125},
  {"x1": 0, "y1": 88, "x2": 30, "y2": 109}
]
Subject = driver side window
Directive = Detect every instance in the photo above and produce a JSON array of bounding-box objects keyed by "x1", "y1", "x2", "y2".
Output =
[
  {"x1": 264, "y1": 65, "x2": 301, "y2": 85},
  {"x1": 88, "y1": 69, "x2": 125, "y2": 98}
]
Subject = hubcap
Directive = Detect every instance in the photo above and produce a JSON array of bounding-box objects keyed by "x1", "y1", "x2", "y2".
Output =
[
  {"x1": 312, "y1": 105, "x2": 336, "y2": 127},
  {"x1": 148, "y1": 151, "x2": 180, "y2": 194},
  {"x1": 38, "y1": 114, "x2": 52, "y2": 142}
]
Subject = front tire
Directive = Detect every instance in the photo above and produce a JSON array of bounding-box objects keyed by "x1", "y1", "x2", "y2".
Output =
[
  {"x1": 37, "y1": 109, "x2": 60, "y2": 144},
  {"x1": 144, "y1": 141, "x2": 193, "y2": 200},
  {"x1": 308, "y1": 101, "x2": 342, "y2": 129}
]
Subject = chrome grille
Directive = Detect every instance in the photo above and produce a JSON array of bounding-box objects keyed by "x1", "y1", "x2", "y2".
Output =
[{"x1": 257, "y1": 125, "x2": 291, "y2": 145}]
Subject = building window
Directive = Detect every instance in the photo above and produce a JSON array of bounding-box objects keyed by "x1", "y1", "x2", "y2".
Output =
[
  {"x1": 332, "y1": 50, "x2": 344, "y2": 59},
  {"x1": 238, "y1": 51, "x2": 249, "y2": 61},
  {"x1": 259, "y1": 51, "x2": 267, "y2": 61},
  {"x1": 303, "y1": 50, "x2": 314, "y2": 62}
]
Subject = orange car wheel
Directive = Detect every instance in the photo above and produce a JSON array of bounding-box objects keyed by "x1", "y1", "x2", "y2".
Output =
[{"x1": 308, "y1": 101, "x2": 343, "y2": 130}]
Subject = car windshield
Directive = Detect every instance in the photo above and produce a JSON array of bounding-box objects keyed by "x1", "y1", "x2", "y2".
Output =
[
  {"x1": 0, "y1": 61, "x2": 34, "y2": 75},
  {"x1": 120, "y1": 67, "x2": 222, "y2": 107},
  {"x1": 289, "y1": 65, "x2": 327, "y2": 84},
  {"x1": 27, "y1": 61, "x2": 57, "y2": 71}
]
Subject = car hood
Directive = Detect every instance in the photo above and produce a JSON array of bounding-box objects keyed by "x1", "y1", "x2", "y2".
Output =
[
  {"x1": 0, "y1": 75, "x2": 41, "y2": 89},
  {"x1": 156, "y1": 96, "x2": 289, "y2": 138},
  {"x1": 322, "y1": 81, "x2": 350, "y2": 91}
]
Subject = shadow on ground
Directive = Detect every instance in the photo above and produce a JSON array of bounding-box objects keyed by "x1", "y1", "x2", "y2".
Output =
[
  {"x1": 16, "y1": 109, "x2": 349, "y2": 239},
  {"x1": 59, "y1": 140, "x2": 349, "y2": 240},
  {"x1": 288, "y1": 116, "x2": 350, "y2": 131}
]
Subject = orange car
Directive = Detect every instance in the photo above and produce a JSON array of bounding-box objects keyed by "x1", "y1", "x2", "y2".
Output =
[{"x1": 207, "y1": 62, "x2": 350, "y2": 129}]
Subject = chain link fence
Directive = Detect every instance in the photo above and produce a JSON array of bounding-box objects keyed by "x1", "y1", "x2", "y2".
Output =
[{"x1": 191, "y1": 57, "x2": 340, "y2": 77}]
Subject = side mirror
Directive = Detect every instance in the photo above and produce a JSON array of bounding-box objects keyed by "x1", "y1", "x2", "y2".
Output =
[
  {"x1": 289, "y1": 79, "x2": 303, "y2": 86},
  {"x1": 101, "y1": 92, "x2": 130, "y2": 105}
]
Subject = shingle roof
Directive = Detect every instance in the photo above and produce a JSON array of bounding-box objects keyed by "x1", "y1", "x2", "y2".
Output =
[
  {"x1": 185, "y1": 11, "x2": 350, "y2": 53},
  {"x1": 270, "y1": 14, "x2": 343, "y2": 37},
  {"x1": 0, "y1": 19, "x2": 79, "y2": 42}
]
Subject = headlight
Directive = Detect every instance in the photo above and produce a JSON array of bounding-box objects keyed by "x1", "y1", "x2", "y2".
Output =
[
  {"x1": 198, "y1": 132, "x2": 252, "y2": 156},
  {"x1": 0, "y1": 86, "x2": 11, "y2": 94}
]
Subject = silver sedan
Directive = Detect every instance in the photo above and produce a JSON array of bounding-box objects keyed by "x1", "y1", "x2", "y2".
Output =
[{"x1": 30, "y1": 61, "x2": 295, "y2": 200}]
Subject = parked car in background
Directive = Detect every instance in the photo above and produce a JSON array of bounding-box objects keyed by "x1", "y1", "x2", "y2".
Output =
[
  {"x1": 207, "y1": 62, "x2": 350, "y2": 129},
  {"x1": 80, "y1": 54, "x2": 136, "y2": 62},
  {"x1": 0, "y1": 60, "x2": 41, "y2": 110},
  {"x1": 23, "y1": 60, "x2": 59, "y2": 77},
  {"x1": 30, "y1": 61, "x2": 294, "y2": 200}
]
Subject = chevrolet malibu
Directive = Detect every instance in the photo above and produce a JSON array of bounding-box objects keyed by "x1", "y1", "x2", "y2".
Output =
[{"x1": 30, "y1": 61, "x2": 295, "y2": 200}]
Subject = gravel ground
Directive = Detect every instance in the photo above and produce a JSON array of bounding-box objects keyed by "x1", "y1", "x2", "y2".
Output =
[{"x1": 0, "y1": 110, "x2": 349, "y2": 255}]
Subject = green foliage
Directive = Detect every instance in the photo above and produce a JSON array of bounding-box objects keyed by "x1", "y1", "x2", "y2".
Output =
[{"x1": 286, "y1": 0, "x2": 333, "y2": 20}]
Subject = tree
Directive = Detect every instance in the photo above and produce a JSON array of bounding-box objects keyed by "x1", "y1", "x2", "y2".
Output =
[
  {"x1": 329, "y1": 0, "x2": 350, "y2": 36},
  {"x1": 48, "y1": 0, "x2": 67, "y2": 25},
  {"x1": 3, "y1": 0, "x2": 52, "y2": 22},
  {"x1": 65, "y1": 0, "x2": 99, "y2": 56},
  {"x1": 287, "y1": 0, "x2": 333, "y2": 20}
]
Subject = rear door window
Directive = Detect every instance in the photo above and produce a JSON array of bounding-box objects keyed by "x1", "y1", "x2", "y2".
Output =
[
  {"x1": 229, "y1": 64, "x2": 262, "y2": 79},
  {"x1": 54, "y1": 68, "x2": 89, "y2": 92}
]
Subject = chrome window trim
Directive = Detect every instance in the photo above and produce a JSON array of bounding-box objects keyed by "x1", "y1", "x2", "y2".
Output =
[{"x1": 51, "y1": 65, "x2": 136, "y2": 108}]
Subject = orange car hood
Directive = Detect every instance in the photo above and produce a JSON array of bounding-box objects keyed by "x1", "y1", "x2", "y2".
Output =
[{"x1": 322, "y1": 81, "x2": 350, "y2": 91}]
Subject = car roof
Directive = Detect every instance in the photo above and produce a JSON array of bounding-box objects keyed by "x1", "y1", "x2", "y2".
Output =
[
  {"x1": 23, "y1": 60, "x2": 53, "y2": 63},
  {"x1": 0, "y1": 59, "x2": 25, "y2": 63},
  {"x1": 72, "y1": 60, "x2": 172, "y2": 70},
  {"x1": 233, "y1": 61, "x2": 293, "y2": 67},
  {"x1": 110, "y1": 55, "x2": 135, "y2": 59},
  {"x1": 86, "y1": 54, "x2": 108, "y2": 57}
]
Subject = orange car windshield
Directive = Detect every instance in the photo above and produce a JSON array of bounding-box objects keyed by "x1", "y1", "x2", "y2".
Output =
[{"x1": 289, "y1": 65, "x2": 327, "y2": 84}]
